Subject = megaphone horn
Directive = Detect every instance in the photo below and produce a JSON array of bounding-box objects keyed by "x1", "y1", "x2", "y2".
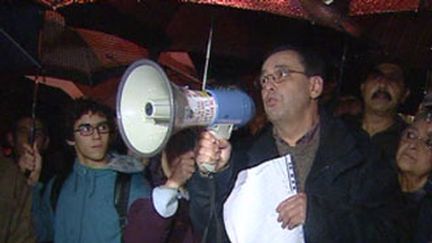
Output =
[{"x1": 116, "y1": 59, "x2": 255, "y2": 157}]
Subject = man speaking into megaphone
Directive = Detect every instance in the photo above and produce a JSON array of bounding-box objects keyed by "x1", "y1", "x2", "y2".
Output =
[{"x1": 186, "y1": 45, "x2": 411, "y2": 243}]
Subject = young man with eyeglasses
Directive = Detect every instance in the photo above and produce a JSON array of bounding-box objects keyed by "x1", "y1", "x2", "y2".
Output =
[
  {"x1": 32, "y1": 98, "x2": 174, "y2": 243},
  {"x1": 187, "y1": 45, "x2": 412, "y2": 242}
]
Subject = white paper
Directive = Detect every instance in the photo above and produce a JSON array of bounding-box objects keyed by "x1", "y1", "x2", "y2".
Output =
[{"x1": 223, "y1": 155, "x2": 305, "y2": 243}]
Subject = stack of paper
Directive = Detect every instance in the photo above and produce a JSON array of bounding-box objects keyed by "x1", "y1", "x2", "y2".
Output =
[{"x1": 223, "y1": 155, "x2": 304, "y2": 243}]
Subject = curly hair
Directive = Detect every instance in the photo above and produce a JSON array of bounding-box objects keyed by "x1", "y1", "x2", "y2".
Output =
[{"x1": 63, "y1": 98, "x2": 115, "y2": 141}]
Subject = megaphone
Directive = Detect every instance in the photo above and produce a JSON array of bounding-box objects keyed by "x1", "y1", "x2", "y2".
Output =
[{"x1": 116, "y1": 59, "x2": 255, "y2": 159}]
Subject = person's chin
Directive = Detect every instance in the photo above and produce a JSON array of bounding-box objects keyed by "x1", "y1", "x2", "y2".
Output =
[
  {"x1": 370, "y1": 102, "x2": 393, "y2": 112},
  {"x1": 89, "y1": 152, "x2": 108, "y2": 163}
]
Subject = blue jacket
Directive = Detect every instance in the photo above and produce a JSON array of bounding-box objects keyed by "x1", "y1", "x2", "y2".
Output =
[{"x1": 34, "y1": 157, "x2": 151, "y2": 243}]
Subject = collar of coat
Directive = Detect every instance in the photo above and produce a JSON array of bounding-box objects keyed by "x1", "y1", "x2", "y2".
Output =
[{"x1": 245, "y1": 108, "x2": 365, "y2": 184}]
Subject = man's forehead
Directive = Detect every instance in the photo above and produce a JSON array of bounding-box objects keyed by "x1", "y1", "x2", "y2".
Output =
[
  {"x1": 17, "y1": 117, "x2": 43, "y2": 129},
  {"x1": 375, "y1": 63, "x2": 405, "y2": 83},
  {"x1": 263, "y1": 50, "x2": 302, "y2": 70},
  {"x1": 75, "y1": 112, "x2": 107, "y2": 125}
]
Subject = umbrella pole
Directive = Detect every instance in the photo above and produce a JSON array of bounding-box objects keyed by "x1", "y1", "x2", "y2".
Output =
[
  {"x1": 23, "y1": 75, "x2": 41, "y2": 178},
  {"x1": 29, "y1": 77, "x2": 40, "y2": 146},
  {"x1": 336, "y1": 36, "x2": 349, "y2": 99},
  {"x1": 201, "y1": 16, "x2": 214, "y2": 91}
]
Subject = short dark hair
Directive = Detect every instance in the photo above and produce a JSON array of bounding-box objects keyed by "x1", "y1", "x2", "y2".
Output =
[
  {"x1": 263, "y1": 44, "x2": 326, "y2": 78},
  {"x1": 64, "y1": 98, "x2": 115, "y2": 141}
]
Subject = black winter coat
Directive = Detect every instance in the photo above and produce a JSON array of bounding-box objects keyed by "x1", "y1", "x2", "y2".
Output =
[{"x1": 188, "y1": 110, "x2": 412, "y2": 243}]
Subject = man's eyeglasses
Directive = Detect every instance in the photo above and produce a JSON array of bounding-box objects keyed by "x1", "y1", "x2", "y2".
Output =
[
  {"x1": 74, "y1": 122, "x2": 111, "y2": 136},
  {"x1": 257, "y1": 66, "x2": 307, "y2": 89},
  {"x1": 401, "y1": 128, "x2": 432, "y2": 151}
]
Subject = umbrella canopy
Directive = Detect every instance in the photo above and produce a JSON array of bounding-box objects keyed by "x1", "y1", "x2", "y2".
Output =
[
  {"x1": 1, "y1": 4, "x2": 151, "y2": 85},
  {"x1": 47, "y1": 0, "x2": 360, "y2": 83},
  {"x1": 0, "y1": 76, "x2": 73, "y2": 150},
  {"x1": 184, "y1": 0, "x2": 432, "y2": 69},
  {"x1": 6, "y1": 1, "x2": 432, "y2": 101},
  {"x1": 38, "y1": 10, "x2": 150, "y2": 85},
  {"x1": 25, "y1": 50, "x2": 201, "y2": 108},
  {"x1": 28, "y1": 0, "x2": 432, "y2": 70}
]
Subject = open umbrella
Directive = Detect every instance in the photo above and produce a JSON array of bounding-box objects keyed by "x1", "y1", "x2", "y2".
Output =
[
  {"x1": 1, "y1": 4, "x2": 151, "y2": 85},
  {"x1": 24, "y1": 0, "x2": 432, "y2": 100},
  {"x1": 44, "y1": 10, "x2": 154, "y2": 84},
  {"x1": 25, "y1": 50, "x2": 201, "y2": 108},
  {"x1": 46, "y1": 0, "x2": 359, "y2": 85},
  {"x1": 38, "y1": 11, "x2": 150, "y2": 85},
  {"x1": 183, "y1": 0, "x2": 432, "y2": 68},
  {"x1": 28, "y1": 0, "x2": 432, "y2": 71},
  {"x1": 0, "y1": 75, "x2": 73, "y2": 150}
]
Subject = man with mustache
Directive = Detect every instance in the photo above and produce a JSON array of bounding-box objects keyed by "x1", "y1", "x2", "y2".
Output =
[
  {"x1": 187, "y1": 45, "x2": 411, "y2": 243},
  {"x1": 360, "y1": 63, "x2": 410, "y2": 160}
]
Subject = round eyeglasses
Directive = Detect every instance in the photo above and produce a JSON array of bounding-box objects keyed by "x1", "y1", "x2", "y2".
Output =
[{"x1": 74, "y1": 122, "x2": 111, "y2": 136}]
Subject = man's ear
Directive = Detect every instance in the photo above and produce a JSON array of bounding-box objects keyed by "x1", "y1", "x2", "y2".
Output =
[
  {"x1": 66, "y1": 139, "x2": 75, "y2": 146},
  {"x1": 309, "y1": 76, "x2": 324, "y2": 99}
]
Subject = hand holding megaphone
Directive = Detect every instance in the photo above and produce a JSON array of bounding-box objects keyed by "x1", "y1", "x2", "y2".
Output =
[{"x1": 195, "y1": 130, "x2": 232, "y2": 174}]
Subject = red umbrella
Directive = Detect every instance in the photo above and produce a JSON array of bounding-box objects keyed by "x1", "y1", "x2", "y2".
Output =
[
  {"x1": 35, "y1": 10, "x2": 150, "y2": 85},
  {"x1": 26, "y1": 50, "x2": 201, "y2": 108},
  {"x1": 27, "y1": 0, "x2": 432, "y2": 90},
  {"x1": 27, "y1": 1, "x2": 352, "y2": 70},
  {"x1": 183, "y1": 0, "x2": 432, "y2": 68}
]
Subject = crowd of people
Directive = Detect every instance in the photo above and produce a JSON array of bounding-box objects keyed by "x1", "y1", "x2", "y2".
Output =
[{"x1": 1, "y1": 43, "x2": 431, "y2": 243}]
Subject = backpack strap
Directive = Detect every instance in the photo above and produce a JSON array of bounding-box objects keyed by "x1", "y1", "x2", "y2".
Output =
[{"x1": 114, "y1": 172, "x2": 132, "y2": 242}]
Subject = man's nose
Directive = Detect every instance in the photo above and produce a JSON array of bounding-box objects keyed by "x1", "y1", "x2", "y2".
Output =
[
  {"x1": 376, "y1": 76, "x2": 391, "y2": 87},
  {"x1": 262, "y1": 79, "x2": 277, "y2": 91},
  {"x1": 406, "y1": 138, "x2": 420, "y2": 150}
]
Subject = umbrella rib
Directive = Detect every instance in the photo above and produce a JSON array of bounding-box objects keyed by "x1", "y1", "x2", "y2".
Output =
[{"x1": 0, "y1": 28, "x2": 42, "y2": 69}]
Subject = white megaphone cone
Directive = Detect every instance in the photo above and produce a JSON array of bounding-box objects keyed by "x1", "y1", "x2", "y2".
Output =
[{"x1": 116, "y1": 59, "x2": 255, "y2": 160}]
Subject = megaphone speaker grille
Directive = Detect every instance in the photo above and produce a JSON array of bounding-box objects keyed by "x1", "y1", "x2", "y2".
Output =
[{"x1": 116, "y1": 59, "x2": 175, "y2": 157}]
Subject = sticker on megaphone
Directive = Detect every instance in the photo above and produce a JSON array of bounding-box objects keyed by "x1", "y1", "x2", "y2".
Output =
[
  {"x1": 191, "y1": 88, "x2": 255, "y2": 173},
  {"x1": 178, "y1": 88, "x2": 255, "y2": 128},
  {"x1": 180, "y1": 89, "x2": 218, "y2": 127}
]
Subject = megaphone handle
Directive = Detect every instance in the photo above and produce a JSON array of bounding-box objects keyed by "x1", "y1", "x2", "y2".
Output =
[{"x1": 200, "y1": 124, "x2": 233, "y2": 173}]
